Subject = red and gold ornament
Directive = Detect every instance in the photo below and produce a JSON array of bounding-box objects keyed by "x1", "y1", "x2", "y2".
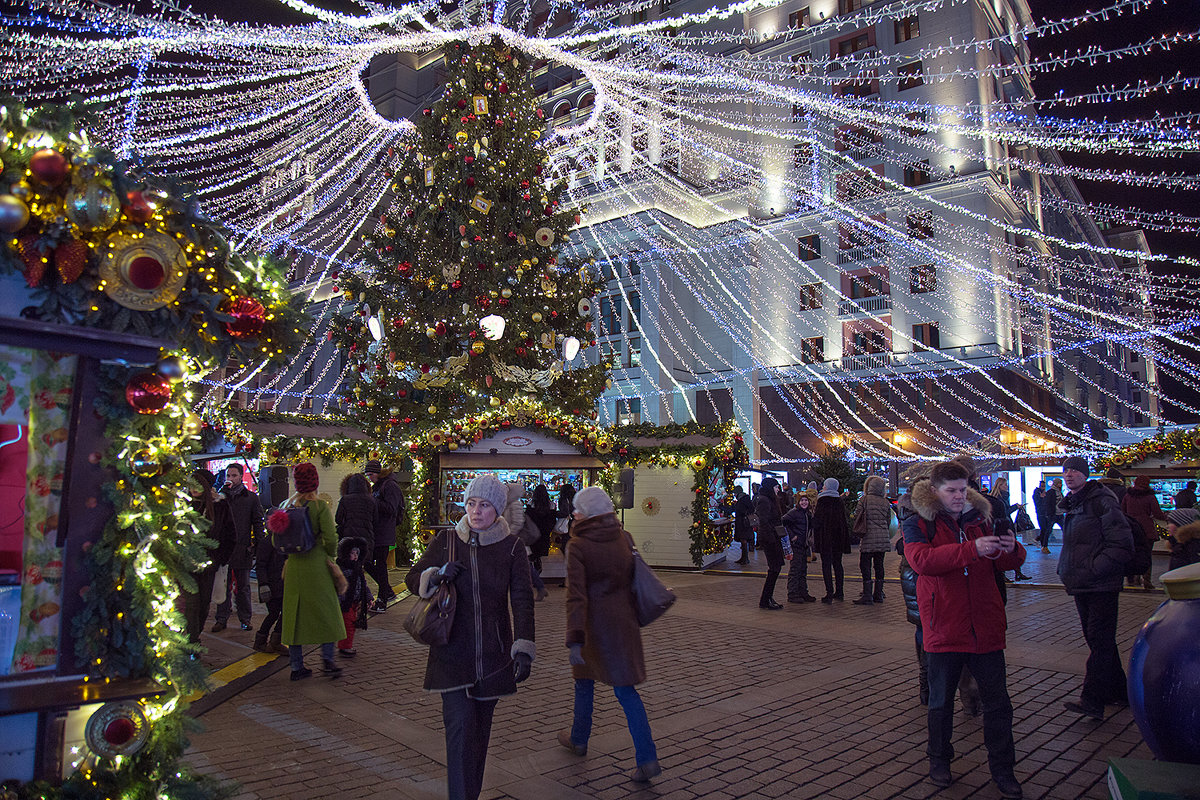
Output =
[
  {"x1": 223, "y1": 296, "x2": 266, "y2": 339},
  {"x1": 125, "y1": 371, "x2": 172, "y2": 415}
]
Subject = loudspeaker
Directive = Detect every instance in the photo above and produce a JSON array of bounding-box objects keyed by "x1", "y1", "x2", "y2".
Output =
[
  {"x1": 617, "y1": 468, "x2": 635, "y2": 509},
  {"x1": 259, "y1": 465, "x2": 290, "y2": 508}
]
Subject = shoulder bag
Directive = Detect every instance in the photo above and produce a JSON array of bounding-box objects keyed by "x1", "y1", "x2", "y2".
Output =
[
  {"x1": 404, "y1": 531, "x2": 457, "y2": 646},
  {"x1": 627, "y1": 533, "x2": 676, "y2": 627}
]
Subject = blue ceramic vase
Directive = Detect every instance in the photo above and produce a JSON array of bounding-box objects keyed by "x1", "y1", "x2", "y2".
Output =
[{"x1": 1127, "y1": 562, "x2": 1200, "y2": 763}]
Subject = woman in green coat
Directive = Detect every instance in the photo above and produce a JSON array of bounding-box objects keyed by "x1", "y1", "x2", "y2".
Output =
[{"x1": 280, "y1": 462, "x2": 346, "y2": 680}]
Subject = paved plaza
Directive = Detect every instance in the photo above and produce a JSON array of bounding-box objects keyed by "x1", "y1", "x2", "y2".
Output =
[{"x1": 180, "y1": 538, "x2": 1171, "y2": 800}]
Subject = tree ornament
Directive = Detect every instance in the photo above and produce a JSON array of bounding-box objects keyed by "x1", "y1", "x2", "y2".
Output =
[
  {"x1": 532, "y1": 312, "x2": 543, "y2": 322},
  {"x1": 65, "y1": 181, "x2": 120, "y2": 231},
  {"x1": 155, "y1": 356, "x2": 186, "y2": 380},
  {"x1": 122, "y1": 190, "x2": 155, "y2": 223},
  {"x1": 129, "y1": 450, "x2": 160, "y2": 477},
  {"x1": 125, "y1": 371, "x2": 172, "y2": 415},
  {"x1": 29, "y1": 148, "x2": 69, "y2": 186},
  {"x1": 534, "y1": 227, "x2": 555, "y2": 247},
  {"x1": 54, "y1": 238, "x2": 88, "y2": 283},
  {"x1": 577, "y1": 298, "x2": 593, "y2": 317},
  {"x1": 100, "y1": 232, "x2": 188, "y2": 310},
  {"x1": 0, "y1": 194, "x2": 31, "y2": 232},
  {"x1": 84, "y1": 702, "x2": 150, "y2": 758},
  {"x1": 223, "y1": 296, "x2": 267, "y2": 339},
  {"x1": 471, "y1": 340, "x2": 486, "y2": 354}
]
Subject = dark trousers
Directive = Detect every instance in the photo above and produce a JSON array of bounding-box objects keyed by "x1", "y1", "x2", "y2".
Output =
[
  {"x1": 442, "y1": 689, "x2": 498, "y2": 800},
  {"x1": 1074, "y1": 591, "x2": 1127, "y2": 709},
  {"x1": 181, "y1": 567, "x2": 217, "y2": 644},
  {"x1": 366, "y1": 545, "x2": 395, "y2": 601},
  {"x1": 1037, "y1": 520, "x2": 1054, "y2": 549},
  {"x1": 821, "y1": 552, "x2": 844, "y2": 597},
  {"x1": 859, "y1": 551, "x2": 885, "y2": 600},
  {"x1": 215, "y1": 566, "x2": 251, "y2": 625},
  {"x1": 257, "y1": 596, "x2": 282, "y2": 638},
  {"x1": 787, "y1": 547, "x2": 812, "y2": 599},
  {"x1": 926, "y1": 650, "x2": 1015, "y2": 780},
  {"x1": 760, "y1": 539, "x2": 784, "y2": 605}
]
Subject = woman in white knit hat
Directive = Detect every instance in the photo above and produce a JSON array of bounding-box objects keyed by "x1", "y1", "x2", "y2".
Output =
[
  {"x1": 405, "y1": 473, "x2": 536, "y2": 800},
  {"x1": 557, "y1": 486, "x2": 662, "y2": 784}
]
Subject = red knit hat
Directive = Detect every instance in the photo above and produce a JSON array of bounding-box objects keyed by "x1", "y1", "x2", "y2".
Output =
[{"x1": 294, "y1": 462, "x2": 319, "y2": 493}]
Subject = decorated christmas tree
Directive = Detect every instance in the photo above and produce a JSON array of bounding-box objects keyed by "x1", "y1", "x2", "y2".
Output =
[{"x1": 333, "y1": 37, "x2": 609, "y2": 443}]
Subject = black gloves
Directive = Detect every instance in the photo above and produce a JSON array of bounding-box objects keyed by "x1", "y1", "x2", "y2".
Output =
[
  {"x1": 513, "y1": 652, "x2": 532, "y2": 683},
  {"x1": 432, "y1": 561, "x2": 463, "y2": 586}
]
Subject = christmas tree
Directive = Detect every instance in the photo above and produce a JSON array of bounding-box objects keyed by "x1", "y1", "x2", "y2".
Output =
[
  {"x1": 812, "y1": 444, "x2": 866, "y2": 509},
  {"x1": 334, "y1": 37, "x2": 609, "y2": 442}
]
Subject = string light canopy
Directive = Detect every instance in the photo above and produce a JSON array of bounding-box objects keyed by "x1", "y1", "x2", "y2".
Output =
[{"x1": 3, "y1": 0, "x2": 1198, "y2": 463}]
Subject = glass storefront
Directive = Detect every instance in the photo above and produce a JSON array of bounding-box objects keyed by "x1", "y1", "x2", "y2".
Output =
[{"x1": 439, "y1": 467, "x2": 596, "y2": 523}]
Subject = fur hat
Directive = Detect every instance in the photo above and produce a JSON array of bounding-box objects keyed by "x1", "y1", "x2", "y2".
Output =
[
  {"x1": 465, "y1": 473, "x2": 507, "y2": 512},
  {"x1": 817, "y1": 477, "x2": 840, "y2": 498},
  {"x1": 574, "y1": 486, "x2": 615, "y2": 519},
  {"x1": 294, "y1": 462, "x2": 319, "y2": 493},
  {"x1": 1062, "y1": 456, "x2": 1090, "y2": 476},
  {"x1": 1168, "y1": 508, "x2": 1199, "y2": 528}
]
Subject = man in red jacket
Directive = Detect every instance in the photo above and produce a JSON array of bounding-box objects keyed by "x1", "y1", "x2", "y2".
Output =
[{"x1": 903, "y1": 460, "x2": 1026, "y2": 799}]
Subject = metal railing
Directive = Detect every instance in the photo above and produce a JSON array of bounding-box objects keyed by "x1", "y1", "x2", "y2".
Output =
[
  {"x1": 837, "y1": 295, "x2": 892, "y2": 316},
  {"x1": 841, "y1": 352, "x2": 893, "y2": 371}
]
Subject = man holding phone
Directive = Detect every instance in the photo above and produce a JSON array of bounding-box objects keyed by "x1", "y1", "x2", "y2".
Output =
[{"x1": 903, "y1": 460, "x2": 1026, "y2": 799}]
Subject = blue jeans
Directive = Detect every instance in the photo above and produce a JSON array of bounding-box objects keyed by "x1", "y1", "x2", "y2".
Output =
[
  {"x1": 570, "y1": 679, "x2": 657, "y2": 765},
  {"x1": 926, "y1": 650, "x2": 1015, "y2": 780},
  {"x1": 288, "y1": 642, "x2": 334, "y2": 671}
]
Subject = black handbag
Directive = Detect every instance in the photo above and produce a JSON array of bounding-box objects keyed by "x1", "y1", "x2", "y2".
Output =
[
  {"x1": 404, "y1": 531, "x2": 457, "y2": 646},
  {"x1": 628, "y1": 535, "x2": 676, "y2": 627}
]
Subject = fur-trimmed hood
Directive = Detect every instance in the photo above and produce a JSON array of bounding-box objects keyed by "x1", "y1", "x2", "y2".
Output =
[
  {"x1": 863, "y1": 474, "x2": 886, "y2": 496},
  {"x1": 1175, "y1": 521, "x2": 1200, "y2": 545},
  {"x1": 337, "y1": 535, "x2": 370, "y2": 561},
  {"x1": 454, "y1": 513, "x2": 511, "y2": 546},
  {"x1": 909, "y1": 478, "x2": 993, "y2": 523}
]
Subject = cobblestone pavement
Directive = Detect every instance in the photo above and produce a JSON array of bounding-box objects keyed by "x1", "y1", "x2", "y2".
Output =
[{"x1": 183, "y1": 562, "x2": 1163, "y2": 800}]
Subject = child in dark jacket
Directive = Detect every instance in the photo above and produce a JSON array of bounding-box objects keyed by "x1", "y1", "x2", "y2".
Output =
[
  {"x1": 253, "y1": 535, "x2": 286, "y2": 654},
  {"x1": 336, "y1": 536, "x2": 370, "y2": 657}
]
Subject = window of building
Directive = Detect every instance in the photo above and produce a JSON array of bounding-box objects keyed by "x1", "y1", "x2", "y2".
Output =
[
  {"x1": 835, "y1": 125, "x2": 881, "y2": 152},
  {"x1": 837, "y1": 75, "x2": 879, "y2": 99},
  {"x1": 660, "y1": 0, "x2": 673, "y2": 11},
  {"x1": 615, "y1": 397, "x2": 641, "y2": 424},
  {"x1": 1135, "y1": 413, "x2": 1145, "y2": 425},
  {"x1": 801, "y1": 336, "x2": 824, "y2": 363},
  {"x1": 838, "y1": 32, "x2": 871, "y2": 57},
  {"x1": 1133, "y1": 391, "x2": 1143, "y2": 403},
  {"x1": 627, "y1": 337, "x2": 642, "y2": 368},
  {"x1": 799, "y1": 282, "x2": 822, "y2": 310},
  {"x1": 601, "y1": 295, "x2": 623, "y2": 334},
  {"x1": 791, "y1": 51, "x2": 812, "y2": 77},
  {"x1": 895, "y1": 15, "x2": 920, "y2": 43},
  {"x1": 1131, "y1": 370, "x2": 1141, "y2": 382},
  {"x1": 835, "y1": 166, "x2": 884, "y2": 201},
  {"x1": 631, "y1": 8, "x2": 647, "y2": 24},
  {"x1": 1130, "y1": 352, "x2": 1139, "y2": 362},
  {"x1": 900, "y1": 110, "x2": 929, "y2": 136},
  {"x1": 628, "y1": 292, "x2": 641, "y2": 330},
  {"x1": 852, "y1": 329, "x2": 889, "y2": 354},
  {"x1": 907, "y1": 211, "x2": 935, "y2": 239},
  {"x1": 792, "y1": 103, "x2": 807, "y2": 122},
  {"x1": 910, "y1": 263, "x2": 936, "y2": 293},
  {"x1": 793, "y1": 142, "x2": 813, "y2": 170},
  {"x1": 602, "y1": 341, "x2": 619, "y2": 368},
  {"x1": 839, "y1": 0, "x2": 868, "y2": 14},
  {"x1": 789, "y1": 7, "x2": 810, "y2": 28},
  {"x1": 798, "y1": 234, "x2": 821, "y2": 260},
  {"x1": 904, "y1": 159, "x2": 931, "y2": 186},
  {"x1": 912, "y1": 322, "x2": 940, "y2": 351},
  {"x1": 849, "y1": 273, "x2": 885, "y2": 299},
  {"x1": 628, "y1": 257, "x2": 641, "y2": 277},
  {"x1": 898, "y1": 61, "x2": 924, "y2": 91}
]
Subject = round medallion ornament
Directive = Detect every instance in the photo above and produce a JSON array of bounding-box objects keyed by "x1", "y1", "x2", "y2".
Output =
[
  {"x1": 84, "y1": 702, "x2": 150, "y2": 759},
  {"x1": 100, "y1": 232, "x2": 188, "y2": 310},
  {"x1": 65, "y1": 182, "x2": 121, "y2": 231},
  {"x1": 534, "y1": 227, "x2": 554, "y2": 247},
  {"x1": 577, "y1": 298, "x2": 593, "y2": 317},
  {"x1": 642, "y1": 497, "x2": 660, "y2": 516},
  {"x1": 125, "y1": 371, "x2": 172, "y2": 415},
  {"x1": 223, "y1": 296, "x2": 266, "y2": 339}
]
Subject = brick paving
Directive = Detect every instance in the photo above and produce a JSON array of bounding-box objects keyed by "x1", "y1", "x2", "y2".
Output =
[{"x1": 183, "y1": 562, "x2": 1164, "y2": 800}]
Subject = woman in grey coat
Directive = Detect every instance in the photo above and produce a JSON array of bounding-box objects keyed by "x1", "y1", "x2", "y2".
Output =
[{"x1": 851, "y1": 475, "x2": 893, "y2": 605}]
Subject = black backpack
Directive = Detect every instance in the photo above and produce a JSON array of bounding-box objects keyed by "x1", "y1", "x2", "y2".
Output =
[
  {"x1": 267, "y1": 503, "x2": 316, "y2": 554},
  {"x1": 1093, "y1": 499, "x2": 1151, "y2": 577}
]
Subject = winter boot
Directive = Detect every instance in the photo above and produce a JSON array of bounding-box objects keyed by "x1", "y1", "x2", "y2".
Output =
[
  {"x1": 269, "y1": 630, "x2": 286, "y2": 656},
  {"x1": 252, "y1": 630, "x2": 269, "y2": 652}
]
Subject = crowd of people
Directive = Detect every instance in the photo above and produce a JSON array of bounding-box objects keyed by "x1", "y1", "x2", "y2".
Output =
[{"x1": 179, "y1": 455, "x2": 1200, "y2": 800}]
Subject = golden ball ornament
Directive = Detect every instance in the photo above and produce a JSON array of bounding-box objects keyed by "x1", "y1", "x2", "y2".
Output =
[
  {"x1": 501, "y1": 288, "x2": 512, "y2": 298},
  {"x1": 428, "y1": 405, "x2": 438, "y2": 414},
  {"x1": 455, "y1": 131, "x2": 469, "y2": 143},
  {"x1": 490, "y1": 396, "x2": 502, "y2": 407},
  {"x1": 129, "y1": 450, "x2": 160, "y2": 478},
  {"x1": 471, "y1": 340, "x2": 486, "y2": 354},
  {"x1": 403, "y1": 175, "x2": 413, "y2": 185},
  {"x1": 0, "y1": 194, "x2": 30, "y2": 233},
  {"x1": 65, "y1": 182, "x2": 121, "y2": 231},
  {"x1": 532, "y1": 312, "x2": 543, "y2": 323}
]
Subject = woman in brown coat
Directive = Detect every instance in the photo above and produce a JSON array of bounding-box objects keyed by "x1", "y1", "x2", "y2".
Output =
[{"x1": 557, "y1": 487, "x2": 660, "y2": 783}]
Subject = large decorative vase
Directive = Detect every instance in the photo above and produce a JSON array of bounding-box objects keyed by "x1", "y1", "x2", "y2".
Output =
[{"x1": 1127, "y1": 562, "x2": 1200, "y2": 763}]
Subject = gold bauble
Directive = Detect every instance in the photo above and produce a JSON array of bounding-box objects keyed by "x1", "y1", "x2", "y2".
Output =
[
  {"x1": 129, "y1": 450, "x2": 159, "y2": 477},
  {"x1": 490, "y1": 396, "x2": 503, "y2": 407},
  {"x1": 428, "y1": 405, "x2": 438, "y2": 414},
  {"x1": 471, "y1": 340, "x2": 486, "y2": 354},
  {"x1": 403, "y1": 175, "x2": 413, "y2": 185},
  {"x1": 455, "y1": 131, "x2": 469, "y2": 143},
  {"x1": 501, "y1": 288, "x2": 512, "y2": 298},
  {"x1": 366, "y1": 398, "x2": 376, "y2": 407},
  {"x1": 426, "y1": 327, "x2": 437, "y2": 338},
  {"x1": 532, "y1": 312, "x2": 543, "y2": 322},
  {"x1": 448, "y1": 441, "x2": 459, "y2": 450}
]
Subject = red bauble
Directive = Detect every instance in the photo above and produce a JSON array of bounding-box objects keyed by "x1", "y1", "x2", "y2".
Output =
[
  {"x1": 464, "y1": 156, "x2": 474, "y2": 164},
  {"x1": 104, "y1": 717, "x2": 137, "y2": 746},
  {"x1": 29, "y1": 149, "x2": 69, "y2": 186},
  {"x1": 545, "y1": 205, "x2": 554, "y2": 215},
  {"x1": 467, "y1": 177, "x2": 476, "y2": 187},
  {"x1": 125, "y1": 372, "x2": 172, "y2": 415},
  {"x1": 434, "y1": 321, "x2": 447, "y2": 336},
  {"x1": 457, "y1": 99, "x2": 467, "y2": 108},
  {"x1": 515, "y1": 346, "x2": 526, "y2": 356},
  {"x1": 423, "y1": 108, "x2": 432, "y2": 116},
  {"x1": 498, "y1": 82, "x2": 509, "y2": 93},
  {"x1": 224, "y1": 296, "x2": 266, "y2": 339},
  {"x1": 123, "y1": 190, "x2": 154, "y2": 224}
]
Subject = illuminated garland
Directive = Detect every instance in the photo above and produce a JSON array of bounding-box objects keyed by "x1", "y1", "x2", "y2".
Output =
[
  {"x1": 0, "y1": 102, "x2": 302, "y2": 800},
  {"x1": 1097, "y1": 427, "x2": 1200, "y2": 470}
]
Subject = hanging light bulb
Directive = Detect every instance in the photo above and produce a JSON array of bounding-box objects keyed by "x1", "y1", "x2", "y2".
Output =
[
  {"x1": 563, "y1": 336, "x2": 580, "y2": 361},
  {"x1": 480, "y1": 314, "x2": 506, "y2": 340}
]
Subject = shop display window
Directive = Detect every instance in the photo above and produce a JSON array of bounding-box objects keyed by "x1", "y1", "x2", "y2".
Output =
[{"x1": 439, "y1": 468, "x2": 593, "y2": 522}]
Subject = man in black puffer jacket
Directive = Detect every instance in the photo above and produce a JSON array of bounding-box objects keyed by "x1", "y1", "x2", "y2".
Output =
[{"x1": 1057, "y1": 456, "x2": 1133, "y2": 721}]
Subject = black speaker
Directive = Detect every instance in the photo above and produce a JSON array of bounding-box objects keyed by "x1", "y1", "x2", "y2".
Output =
[
  {"x1": 259, "y1": 465, "x2": 290, "y2": 508},
  {"x1": 617, "y1": 468, "x2": 635, "y2": 509}
]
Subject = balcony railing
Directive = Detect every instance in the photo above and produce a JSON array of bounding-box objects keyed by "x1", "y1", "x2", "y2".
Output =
[
  {"x1": 841, "y1": 352, "x2": 893, "y2": 371},
  {"x1": 836, "y1": 243, "x2": 889, "y2": 265},
  {"x1": 837, "y1": 295, "x2": 892, "y2": 317}
]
